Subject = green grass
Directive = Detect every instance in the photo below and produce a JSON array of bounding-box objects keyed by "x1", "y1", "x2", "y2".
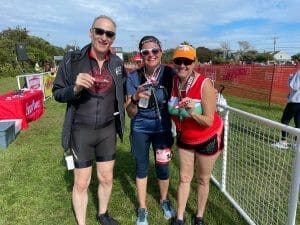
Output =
[
  {"x1": 0, "y1": 76, "x2": 294, "y2": 225},
  {"x1": 223, "y1": 94, "x2": 284, "y2": 122},
  {"x1": 0, "y1": 77, "x2": 20, "y2": 95}
]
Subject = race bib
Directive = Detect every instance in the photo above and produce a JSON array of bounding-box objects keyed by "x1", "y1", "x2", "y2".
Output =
[{"x1": 155, "y1": 148, "x2": 172, "y2": 164}]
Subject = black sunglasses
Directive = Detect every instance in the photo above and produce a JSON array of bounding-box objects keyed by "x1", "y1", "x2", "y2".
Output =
[
  {"x1": 140, "y1": 47, "x2": 161, "y2": 56},
  {"x1": 173, "y1": 58, "x2": 194, "y2": 66},
  {"x1": 92, "y1": 27, "x2": 115, "y2": 38}
]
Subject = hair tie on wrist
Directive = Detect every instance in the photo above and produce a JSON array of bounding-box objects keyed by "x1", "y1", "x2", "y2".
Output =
[{"x1": 131, "y1": 95, "x2": 138, "y2": 105}]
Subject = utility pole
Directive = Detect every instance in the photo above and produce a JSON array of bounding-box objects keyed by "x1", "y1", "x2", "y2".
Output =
[
  {"x1": 130, "y1": 35, "x2": 135, "y2": 52},
  {"x1": 273, "y1": 37, "x2": 278, "y2": 53}
]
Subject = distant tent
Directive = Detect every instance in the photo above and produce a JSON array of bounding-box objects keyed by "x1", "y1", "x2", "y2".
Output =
[{"x1": 132, "y1": 53, "x2": 142, "y2": 63}]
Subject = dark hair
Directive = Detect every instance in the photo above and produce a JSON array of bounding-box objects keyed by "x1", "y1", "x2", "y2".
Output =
[{"x1": 138, "y1": 35, "x2": 161, "y2": 50}]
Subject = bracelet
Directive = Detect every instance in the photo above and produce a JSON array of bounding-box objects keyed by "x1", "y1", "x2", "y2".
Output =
[
  {"x1": 131, "y1": 95, "x2": 138, "y2": 105},
  {"x1": 73, "y1": 86, "x2": 81, "y2": 97}
]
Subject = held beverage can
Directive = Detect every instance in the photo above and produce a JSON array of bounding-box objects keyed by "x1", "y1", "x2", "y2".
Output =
[{"x1": 175, "y1": 101, "x2": 188, "y2": 109}]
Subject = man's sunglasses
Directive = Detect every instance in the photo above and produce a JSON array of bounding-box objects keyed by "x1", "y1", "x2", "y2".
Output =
[
  {"x1": 173, "y1": 58, "x2": 194, "y2": 66},
  {"x1": 92, "y1": 27, "x2": 115, "y2": 38},
  {"x1": 140, "y1": 47, "x2": 161, "y2": 56}
]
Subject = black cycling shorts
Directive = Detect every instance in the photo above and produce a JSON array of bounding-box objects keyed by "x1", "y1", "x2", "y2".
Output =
[{"x1": 70, "y1": 121, "x2": 116, "y2": 168}]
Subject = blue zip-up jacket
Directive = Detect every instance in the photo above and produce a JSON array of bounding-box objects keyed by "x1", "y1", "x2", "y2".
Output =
[{"x1": 52, "y1": 44, "x2": 127, "y2": 150}]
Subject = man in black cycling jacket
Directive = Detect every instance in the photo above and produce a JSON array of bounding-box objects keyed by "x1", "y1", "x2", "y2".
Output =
[{"x1": 52, "y1": 15, "x2": 127, "y2": 225}]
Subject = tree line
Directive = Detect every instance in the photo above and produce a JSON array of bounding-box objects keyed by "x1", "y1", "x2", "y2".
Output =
[
  {"x1": 123, "y1": 41, "x2": 300, "y2": 65},
  {"x1": 1, "y1": 27, "x2": 300, "y2": 78},
  {"x1": 0, "y1": 27, "x2": 65, "y2": 78}
]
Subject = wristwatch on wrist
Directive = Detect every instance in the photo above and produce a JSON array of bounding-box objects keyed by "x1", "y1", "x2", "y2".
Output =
[{"x1": 131, "y1": 95, "x2": 138, "y2": 105}]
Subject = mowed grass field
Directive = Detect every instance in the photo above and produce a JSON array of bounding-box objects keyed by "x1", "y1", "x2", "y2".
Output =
[{"x1": 0, "y1": 76, "x2": 297, "y2": 225}]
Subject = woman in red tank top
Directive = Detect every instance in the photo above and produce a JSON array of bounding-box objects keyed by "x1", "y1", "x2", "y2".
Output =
[{"x1": 169, "y1": 44, "x2": 224, "y2": 225}]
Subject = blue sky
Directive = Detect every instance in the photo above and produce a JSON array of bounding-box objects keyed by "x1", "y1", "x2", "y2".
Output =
[{"x1": 1, "y1": 0, "x2": 300, "y2": 55}]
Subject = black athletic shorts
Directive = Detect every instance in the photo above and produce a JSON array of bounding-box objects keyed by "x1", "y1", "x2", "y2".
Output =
[
  {"x1": 70, "y1": 121, "x2": 116, "y2": 168},
  {"x1": 176, "y1": 129, "x2": 224, "y2": 156}
]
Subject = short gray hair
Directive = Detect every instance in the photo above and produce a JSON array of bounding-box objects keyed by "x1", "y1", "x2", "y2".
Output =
[{"x1": 91, "y1": 15, "x2": 117, "y2": 29}]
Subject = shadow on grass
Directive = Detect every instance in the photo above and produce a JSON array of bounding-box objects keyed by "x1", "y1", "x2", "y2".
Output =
[
  {"x1": 60, "y1": 145, "x2": 137, "y2": 216},
  {"x1": 60, "y1": 141, "x2": 212, "y2": 222},
  {"x1": 207, "y1": 182, "x2": 248, "y2": 225},
  {"x1": 86, "y1": 142, "x2": 138, "y2": 214},
  {"x1": 114, "y1": 146, "x2": 137, "y2": 207}
]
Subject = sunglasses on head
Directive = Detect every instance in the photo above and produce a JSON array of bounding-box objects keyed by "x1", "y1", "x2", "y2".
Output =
[
  {"x1": 140, "y1": 47, "x2": 161, "y2": 56},
  {"x1": 173, "y1": 58, "x2": 194, "y2": 66},
  {"x1": 92, "y1": 27, "x2": 115, "y2": 38}
]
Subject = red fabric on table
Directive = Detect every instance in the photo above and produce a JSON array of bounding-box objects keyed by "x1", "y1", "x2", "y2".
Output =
[{"x1": 0, "y1": 90, "x2": 44, "y2": 129}]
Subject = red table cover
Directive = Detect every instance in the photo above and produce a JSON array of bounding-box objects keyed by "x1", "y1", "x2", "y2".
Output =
[{"x1": 0, "y1": 90, "x2": 44, "y2": 129}]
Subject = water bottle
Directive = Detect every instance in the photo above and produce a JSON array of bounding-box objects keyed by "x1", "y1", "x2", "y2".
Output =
[
  {"x1": 138, "y1": 98, "x2": 149, "y2": 108},
  {"x1": 138, "y1": 88, "x2": 151, "y2": 108}
]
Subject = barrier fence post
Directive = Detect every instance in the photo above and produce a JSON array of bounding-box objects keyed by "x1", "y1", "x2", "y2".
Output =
[
  {"x1": 287, "y1": 135, "x2": 300, "y2": 225},
  {"x1": 268, "y1": 64, "x2": 276, "y2": 108}
]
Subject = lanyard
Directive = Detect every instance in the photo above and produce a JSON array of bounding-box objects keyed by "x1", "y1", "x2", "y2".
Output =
[
  {"x1": 143, "y1": 65, "x2": 161, "y2": 84},
  {"x1": 177, "y1": 73, "x2": 195, "y2": 99}
]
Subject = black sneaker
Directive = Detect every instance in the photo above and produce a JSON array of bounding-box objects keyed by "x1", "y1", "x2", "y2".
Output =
[
  {"x1": 192, "y1": 215, "x2": 205, "y2": 225},
  {"x1": 96, "y1": 211, "x2": 119, "y2": 225},
  {"x1": 173, "y1": 219, "x2": 185, "y2": 225}
]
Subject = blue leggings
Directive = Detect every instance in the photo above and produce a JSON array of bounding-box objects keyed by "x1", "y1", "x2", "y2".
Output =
[{"x1": 130, "y1": 131, "x2": 173, "y2": 179}]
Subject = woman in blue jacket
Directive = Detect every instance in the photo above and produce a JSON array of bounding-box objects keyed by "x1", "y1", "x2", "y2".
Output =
[{"x1": 126, "y1": 35, "x2": 175, "y2": 225}]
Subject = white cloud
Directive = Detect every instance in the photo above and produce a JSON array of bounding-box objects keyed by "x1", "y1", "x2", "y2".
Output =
[{"x1": 0, "y1": 0, "x2": 299, "y2": 54}]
